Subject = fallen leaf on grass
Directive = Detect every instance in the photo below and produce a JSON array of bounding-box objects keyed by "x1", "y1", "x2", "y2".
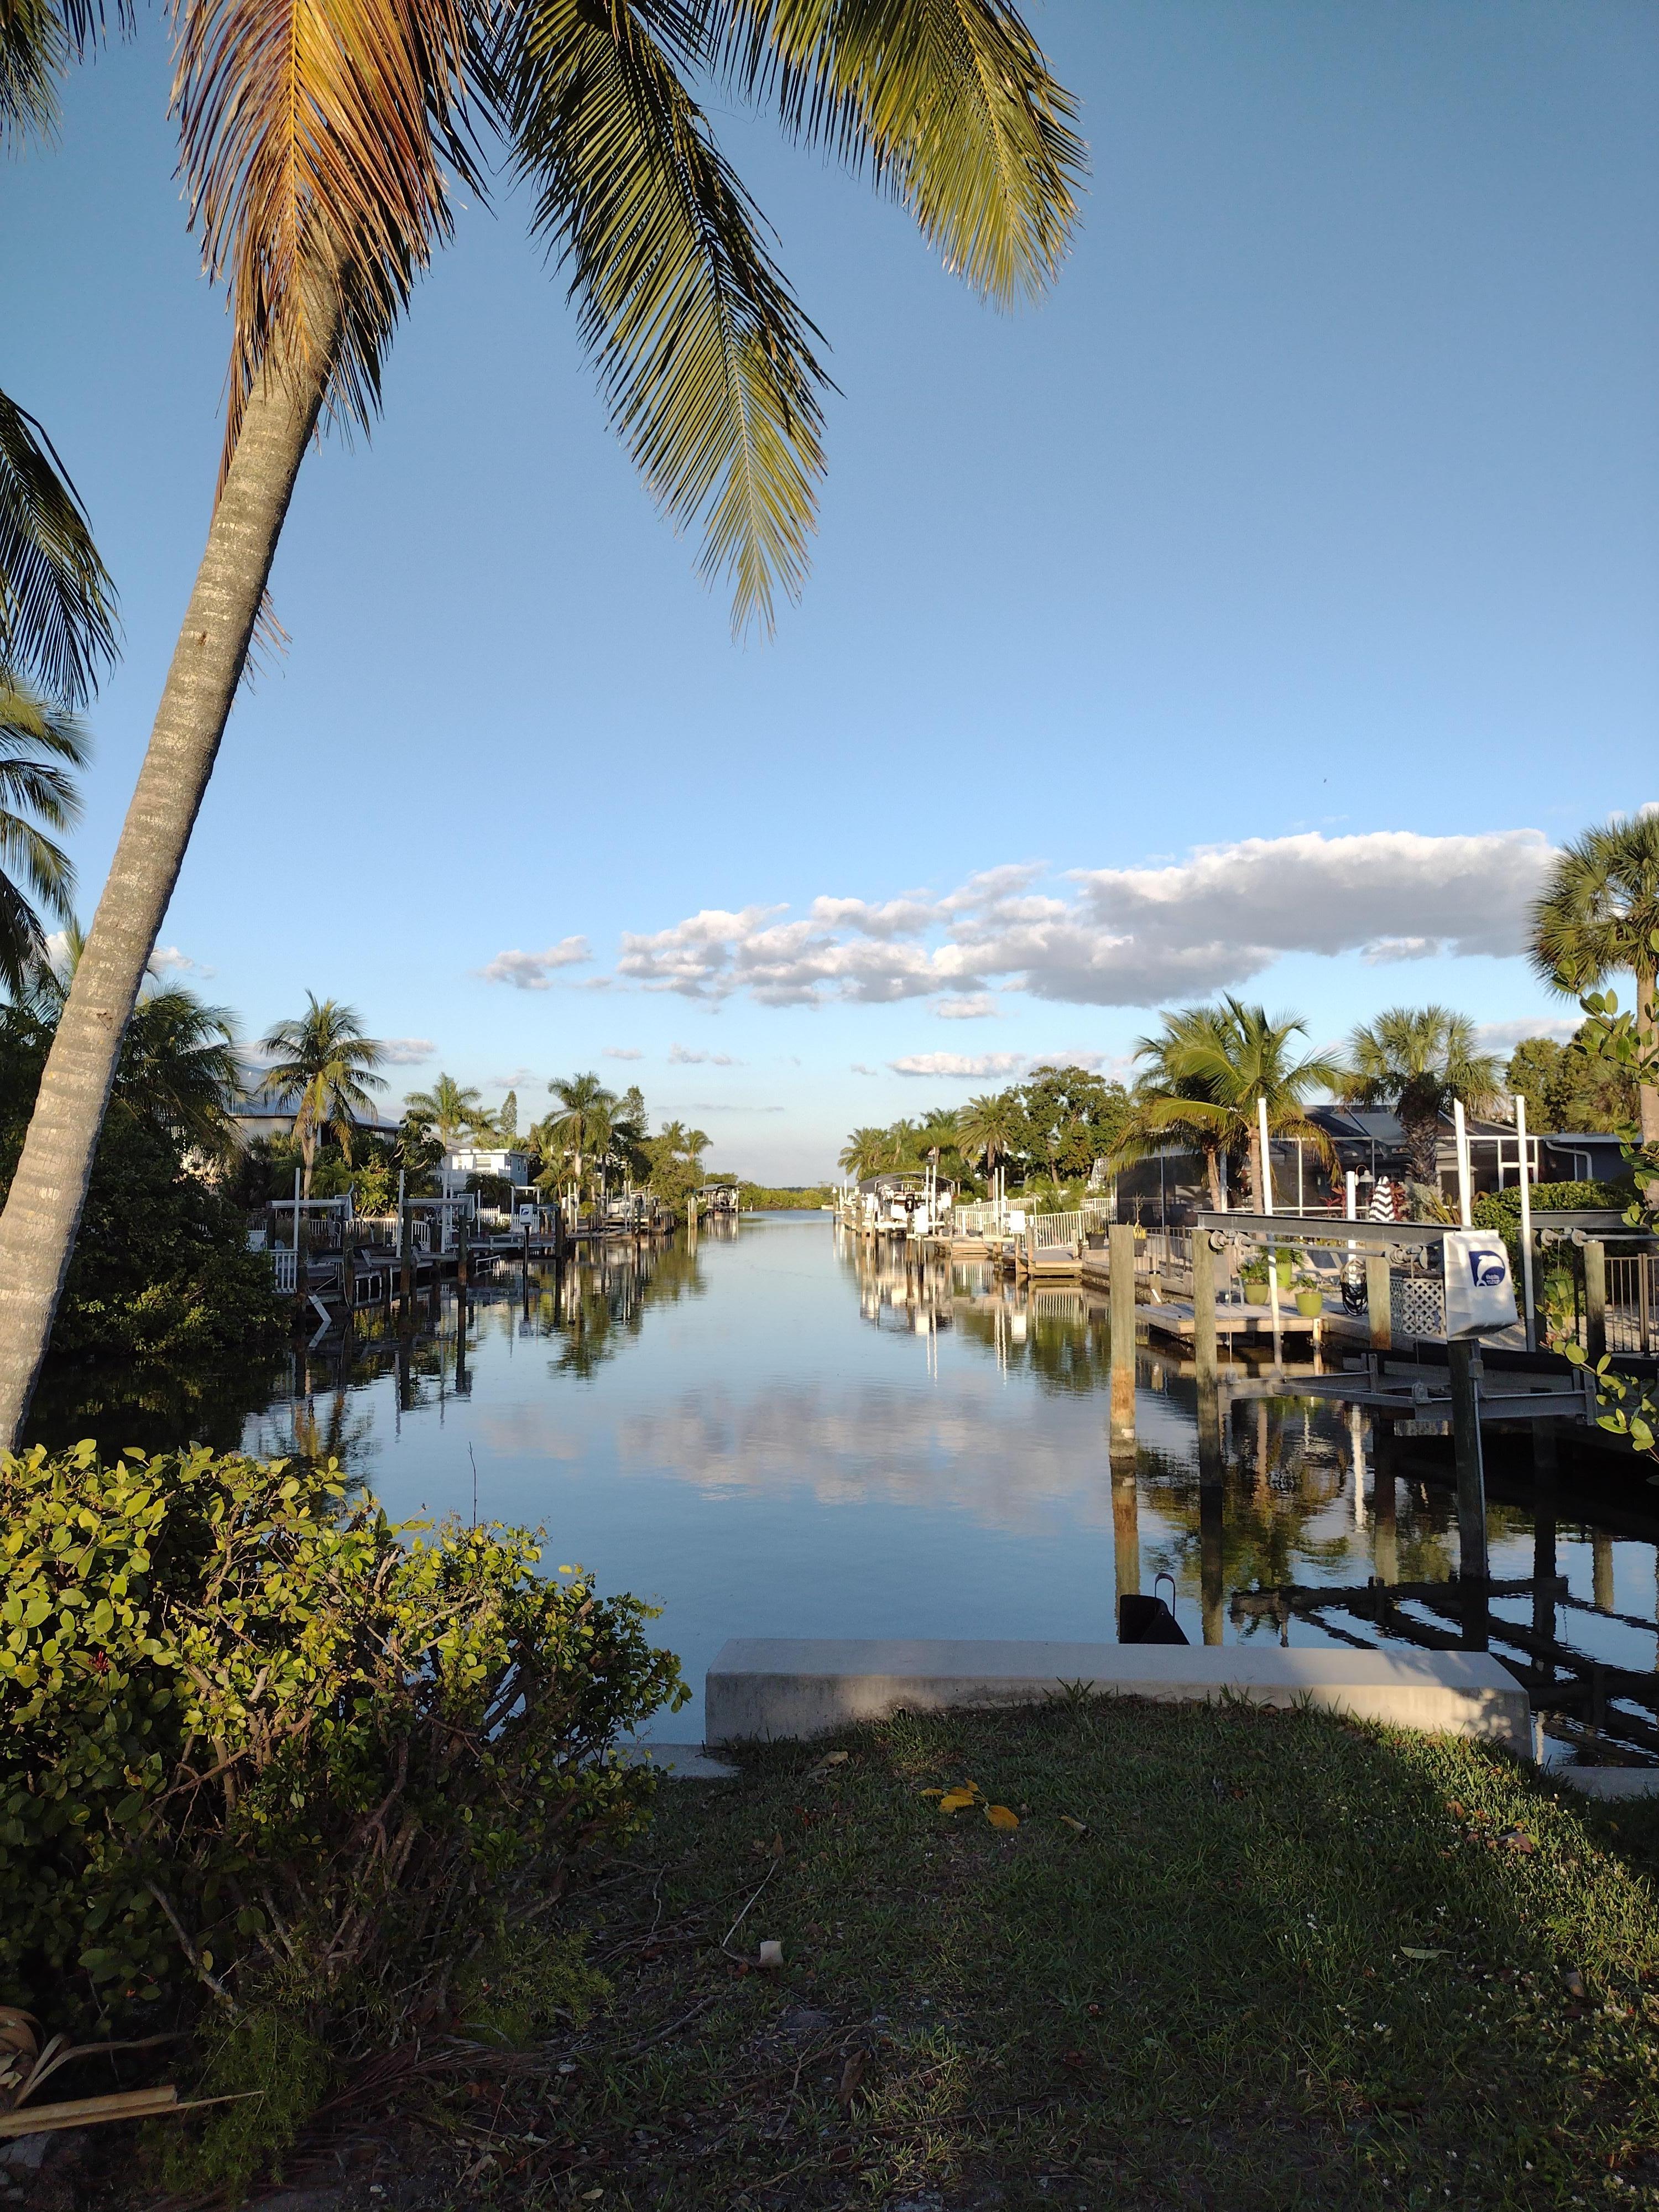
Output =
[
  {"x1": 1060, "y1": 1815, "x2": 1089, "y2": 1835},
  {"x1": 984, "y1": 1804, "x2": 1020, "y2": 1832},
  {"x1": 837, "y1": 2049, "x2": 868, "y2": 2109},
  {"x1": 1400, "y1": 1948, "x2": 1447, "y2": 1961},
  {"x1": 938, "y1": 1787, "x2": 980, "y2": 1813},
  {"x1": 758, "y1": 1941, "x2": 784, "y2": 1970},
  {"x1": 1564, "y1": 1969, "x2": 1587, "y2": 2000},
  {"x1": 1496, "y1": 1827, "x2": 1537, "y2": 1855},
  {"x1": 807, "y1": 1751, "x2": 851, "y2": 1781}
]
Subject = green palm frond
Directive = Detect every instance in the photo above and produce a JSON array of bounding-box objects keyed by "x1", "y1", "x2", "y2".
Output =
[
  {"x1": 713, "y1": 0, "x2": 1084, "y2": 303},
  {"x1": 1531, "y1": 815, "x2": 1659, "y2": 995},
  {"x1": 0, "y1": 0, "x2": 68, "y2": 139},
  {"x1": 0, "y1": 390, "x2": 118, "y2": 705},
  {"x1": 498, "y1": 0, "x2": 828, "y2": 634},
  {"x1": 0, "y1": 677, "x2": 85, "y2": 998}
]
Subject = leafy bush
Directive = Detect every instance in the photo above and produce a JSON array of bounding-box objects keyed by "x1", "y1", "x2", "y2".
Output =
[
  {"x1": 0, "y1": 1443, "x2": 685, "y2": 2044},
  {"x1": 1472, "y1": 1178, "x2": 1632, "y2": 1229}
]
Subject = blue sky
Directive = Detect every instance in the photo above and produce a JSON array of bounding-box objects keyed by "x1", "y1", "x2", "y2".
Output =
[{"x1": 6, "y1": 0, "x2": 1657, "y2": 1177}]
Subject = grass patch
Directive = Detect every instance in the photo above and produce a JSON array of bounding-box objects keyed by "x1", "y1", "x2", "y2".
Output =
[{"x1": 379, "y1": 1697, "x2": 1659, "y2": 2210}]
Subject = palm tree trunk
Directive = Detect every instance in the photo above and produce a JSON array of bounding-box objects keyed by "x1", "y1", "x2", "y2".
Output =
[
  {"x1": 0, "y1": 303, "x2": 337, "y2": 1448},
  {"x1": 1249, "y1": 1127, "x2": 1265, "y2": 1212},
  {"x1": 1204, "y1": 1145, "x2": 1222, "y2": 1212}
]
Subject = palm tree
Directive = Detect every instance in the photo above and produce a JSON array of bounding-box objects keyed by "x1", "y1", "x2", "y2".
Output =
[
  {"x1": 1344, "y1": 1006, "x2": 1502, "y2": 1198},
  {"x1": 0, "y1": 0, "x2": 1083, "y2": 1441},
  {"x1": 956, "y1": 1091, "x2": 1022, "y2": 1198},
  {"x1": 0, "y1": 677, "x2": 87, "y2": 999},
  {"x1": 541, "y1": 1072, "x2": 619, "y2": 1200},
  {"x1": 838, "y1": 1126, "x2": 895, "y2": 1184},
  {"x1": 259, "y1": 995, "x2": 385, "y2": 1197},
  {"x1": 24, "y1": 924, "x2": 242, "y2": 1163},
  {"x1": 1119, "y1": 999, "x2": 1344, "y2": 1212},
  {"x1": 1531, "y1": 815, "x2": 1659, "y2": 1146},
  {"x1": 0, "y1": 15, "x2": 119, "y2": 702},
  {"x1": 1113, "y1": 1006, "x2": 1249, "y2": 1211},
  {"x1": 404, "y1": 1072, "x2": 486, "y2": 1147}
]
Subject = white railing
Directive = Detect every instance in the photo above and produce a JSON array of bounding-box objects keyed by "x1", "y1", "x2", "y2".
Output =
[
  {"x1": 271, "y1": 1248, "x2": 298, "y2": 1294},
  {"x1": 1607, "y1": 1254, "x2": 1658, "y2": 1355}
]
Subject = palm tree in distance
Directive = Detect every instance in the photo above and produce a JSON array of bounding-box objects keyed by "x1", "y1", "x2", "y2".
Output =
[
  {"x1": 1344, "y1": 1007, "x2": 1502, "y2": 1204},
  {"x1": 957, "y1": 1091, "x2": 1022, "y2": 1198},
  {"x1": 541, "y1": 1073, "x2": 619, "y2": 1201},
  {"x1": 838, "y1": 1126, "x2": 895, "y2": 1184},
  {"x1": 0, "y1": 3, "x2": 1084, "y2": 1441},
  {"x1": 259, "y1": 996, "x2": 385, "y2": 1198},
  {"x1": 404, "y1": 1073, "x2": 486, "y2": 1147},
  {"x1": 1119, "y1": 999, "x2": 1344, "y2": 1212},
  {"x1": 0, "y1": 677, "x2": 88, "y2": 1000},
  {"x1": 1531, "y1": 814, "x2": 1659, "y2": 1146}
]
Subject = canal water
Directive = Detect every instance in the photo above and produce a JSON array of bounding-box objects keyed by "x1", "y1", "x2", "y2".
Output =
[{"x1": 39, "y1": 1212, "x2": 1659, "y2": 1760}]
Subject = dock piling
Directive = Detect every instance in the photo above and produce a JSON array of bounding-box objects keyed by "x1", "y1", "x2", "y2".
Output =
[
  {"x1": 1109, "y1": 1224, "x2": 1136, "y2": 1462},
  {"x1": 1585, "y1": 1238, "x2": 1608, "y2": 1362},
  {"x1": 1366, "y1": 1253, "x2": 1392, "y2": 1353},
  {"x1": 1191, "y1": 1230, "x2": 1222, "y2": 1474},
  {"x1": 1447, "y1": 1340, "x2": 1489, "y2": 1597}
]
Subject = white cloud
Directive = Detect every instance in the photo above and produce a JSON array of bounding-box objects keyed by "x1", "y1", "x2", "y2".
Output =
[
  {"x1": 890, "y1": 1052, "x2": 1026, "y2": 1078},
  {"x1": 489, "y1": 1065, "x2": 540, "y2": 1089},
  {"x1": 149, "y1": 943, "x2": 213, "y2": 980},
  {"x1": 478, "y1": 937, "x2": 591, "y2": 990},
  {"x1": 1476, "y1": 1016, "x2": 1581, "y2": 1050},
  {"x1": 669, "y1": 1042, "x2": 740, "y2": 1066},
  {"x1": 691, "y1": 1101, "x2": 785, "y2": 1113},
  {"x1": 851, "y1": 1063, "x2": 879, "y2": 1076},
  {"x1": 379, "y1": 1037, "x2": 435, "y2": 1065},
  {"x1": 934, "y1": 994, "x2": 999, "y2": 1020},
  {"x1": 604, "y1": 1046, "x2": 645, "y2": 1061},
  {"x1": 602, "y1": 830, "x2": 1554, "y2": 1013}
]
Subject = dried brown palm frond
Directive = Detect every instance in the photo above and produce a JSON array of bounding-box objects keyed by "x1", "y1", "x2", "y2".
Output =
[{"x1": 171, "y1": 0, "x2": 488, "y2": 477}]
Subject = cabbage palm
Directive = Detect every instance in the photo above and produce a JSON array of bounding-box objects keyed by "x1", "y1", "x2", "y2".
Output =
[
  {"x1": 1121, "y1": 999, "x2": 1344, "y2": 1213},
  {"x1": 404, "y1": 1072, "x2": 486, "y2": 1146},
  {"x1": 1344, "y1": 1006, "x2": 1501, "y2": 1196},
  {"x1": 838, "y1": 1125, "x2": 894, "y2": 1183},
  {"x1": 541, "y1": 1072, "x2": 619, "y2": 1198},
  {"x1": 0, "y1": 676, "x2": 87, "y2": 1000},
  {"x1": 1113, "y1": 1008, "x2": 1242, "y2": 1211},
  {"x1": 956, "y1": 1089, "x2": 1022, "y2": 1194},
  {"x1": 0, "y1": 0, "x2": 1082, "y2": 1442},
  {"x1": 259, "y1": 994, "x2": 385, "y2": 1197},
  {"x1": 1531, "y1": 815, "x2": 1659, "y2": 1146}
]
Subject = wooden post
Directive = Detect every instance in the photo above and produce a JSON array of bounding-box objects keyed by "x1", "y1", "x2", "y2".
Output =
[
  {"x1": 1109, "y1": 1223, "x2": 1136, "y2": 1460},
  {"x1": 1113, "y1": 1457, "x2": 1141, "y2": 1613},
  {"x1": 1593, "y1": 1527, "x2": 1615, "y2": 1613},
  {"x1": 1584, "y1": 1238, "x2": 1608, "y2": 1362},
  {"x1": 1192, "y1": 1229, "x2": 1222, "y2": 1476},
  {"x1": 1447, "y1": 1339, "x2": 1488, "y2": 1590},
  {"x1": 1371, "y1": 1418, "x2": 1397, "y2": 1587},
  {"x1": 1533, "y1": 1423, "x2": 1557, "y2": 1685},
  {"x1": 1366, "y1": 1253, "x2": 1392, "y2": 1353},
  {"x1": 399, "y1": 1201, "x2": 414, "y2": 1312}
]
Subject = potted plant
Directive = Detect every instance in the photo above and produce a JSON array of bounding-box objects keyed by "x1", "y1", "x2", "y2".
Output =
[
  {"x1": 1239, "y1": 1255, "x2": 1271, "y2": 1305},
  {"x1": 1293, "y1": 1271, "x2": 1325, "y2": 1319}
]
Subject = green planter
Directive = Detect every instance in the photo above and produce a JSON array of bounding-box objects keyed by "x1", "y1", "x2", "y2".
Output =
[
  {"x1": 1243, "y1": 1281, "x2": 1270, "y2": 1306},
  {"x1": 1295, "y1": 1290, "x2": 1324, "y2": 1318}
]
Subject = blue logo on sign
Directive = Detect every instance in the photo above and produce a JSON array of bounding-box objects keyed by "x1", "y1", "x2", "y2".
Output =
[{"x1": 1466, "y1": 1246, "x2": 1507, "y2": 1288}]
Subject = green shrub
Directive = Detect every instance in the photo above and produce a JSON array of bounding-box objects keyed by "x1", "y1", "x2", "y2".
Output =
[
  {"x1": 1472, "y1": 1178, "x2": 1632, "y2": 1230},
  {"x1": 0, "y1": 1443, "x2": 685, "y2": 2041}
]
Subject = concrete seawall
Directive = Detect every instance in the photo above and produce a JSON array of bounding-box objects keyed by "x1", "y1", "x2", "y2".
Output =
[{"x1": 705, "y1": 1638, "x2": 1535, "y2": 1760}]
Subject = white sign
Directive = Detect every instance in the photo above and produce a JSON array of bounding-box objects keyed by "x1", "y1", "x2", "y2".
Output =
[{"x1": 1441, "y1": 1231, "x2": 1518, "y2": 1339}]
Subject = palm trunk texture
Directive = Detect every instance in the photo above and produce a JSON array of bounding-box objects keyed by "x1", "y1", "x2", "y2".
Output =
[
  {"x1": 1637, "y1": 968, "x2": 1659, "y2": 1152},
  {"x1": 0, "y1": 323, "x2": 333, "y2": 1448}
]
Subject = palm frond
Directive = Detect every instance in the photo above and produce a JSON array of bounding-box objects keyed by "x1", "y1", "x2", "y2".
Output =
[
  {"x1": 0, "y1": 0, "x2": 68, "y2": 139},
  {"x1": 498, "y1": 0, "x2": 828, "y2": 634},
  {"x1": 0, "y1": 390, "x2": 118, "y2": 705},
  {"x1": 712, "y1": 0, "x2": 1084, "y2": 304},
  {"x1": 172, "y1": 0, "x2": 484, "y2": 477}
]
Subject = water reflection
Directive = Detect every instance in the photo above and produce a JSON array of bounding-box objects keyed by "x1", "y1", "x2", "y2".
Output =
[{"x1": 28, "y1": 1213, "x2": 1659, "y2": 1759}]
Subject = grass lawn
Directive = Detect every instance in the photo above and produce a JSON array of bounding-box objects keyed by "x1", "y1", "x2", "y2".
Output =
[{"x1": 380, "y1": 1695, "x2": 1659, "y2": 2212}]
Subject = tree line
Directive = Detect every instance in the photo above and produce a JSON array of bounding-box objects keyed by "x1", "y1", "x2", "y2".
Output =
[{"x1": 839, "y1": 815, "x2": 1659, "y2": 1219}]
